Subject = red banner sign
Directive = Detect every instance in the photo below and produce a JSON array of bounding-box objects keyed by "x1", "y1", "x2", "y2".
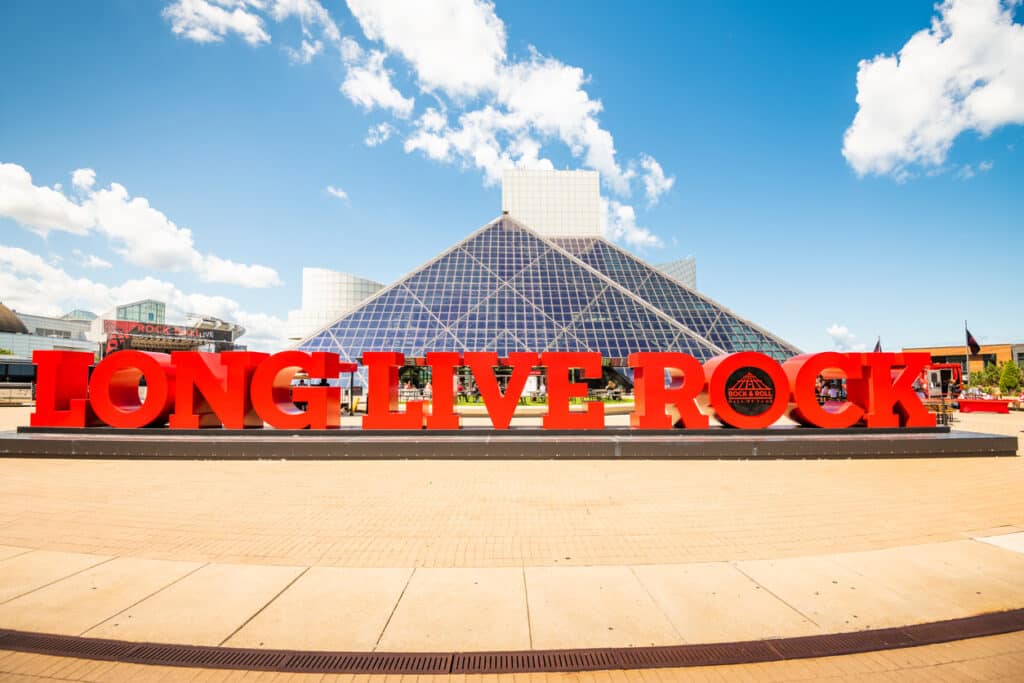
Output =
[
  {"x1": 29, "y1": 350, "x2": 936, "y2": 430},
  {"x1": 103, "y1": 320, "x2": 235, "y2": 342}
]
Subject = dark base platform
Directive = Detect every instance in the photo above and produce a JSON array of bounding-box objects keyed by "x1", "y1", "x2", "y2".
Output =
[{"x1": 1, "y1": 426, "x2": 1016, "y2": 460}]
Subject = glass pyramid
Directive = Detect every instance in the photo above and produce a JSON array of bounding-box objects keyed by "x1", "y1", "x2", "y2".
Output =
[
  {"x1": 298, "y1": 217, "x2": 800, "y2": 382},
  {"x1": 554, "y1": 237, "x2": 797, "y2": 360}
]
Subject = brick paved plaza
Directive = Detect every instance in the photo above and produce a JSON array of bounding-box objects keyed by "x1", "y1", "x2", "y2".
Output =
[{"x1": 1, "y1": 407, "x2": 1023, "y2": 680}]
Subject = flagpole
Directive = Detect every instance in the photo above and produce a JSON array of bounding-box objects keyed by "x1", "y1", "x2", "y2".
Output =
[{"x1": 964, "y1": 319, "x2": 969, "y2": 391}]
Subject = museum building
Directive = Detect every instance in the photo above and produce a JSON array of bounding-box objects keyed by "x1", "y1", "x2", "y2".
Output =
[{"x1": 297, "y1": 170, "x2": 799, "y2": 384}]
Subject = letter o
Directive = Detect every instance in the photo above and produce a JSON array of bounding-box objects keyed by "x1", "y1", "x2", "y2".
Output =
[
  {"x1": 783, "y1": 352, "x2": 864, "y2": 428},
  {"x1": 705, "y1": 352, "x2": 789, "y2": 429},
  {"x1": 89, "y1": 351, "x2": 176, "y2": 428}
]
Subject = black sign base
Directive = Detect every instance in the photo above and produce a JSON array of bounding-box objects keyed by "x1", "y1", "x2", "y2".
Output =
[{"x1": 2, "y1": 426, "x2": 1016, "y2": 460}]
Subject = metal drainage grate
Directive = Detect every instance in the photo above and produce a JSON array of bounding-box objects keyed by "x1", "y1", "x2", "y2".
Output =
[
  {"x1": 282, "y1": 652, "x2": 451, "y2": 674},
  {"x1": 452, "y1": 649, "x2": 618, "y2": 674},
  {"x1": 0, "y1": 608, "x2": 1022, "y2": 674},
  {"x1": 0, "y1": 630, "x2": 136, "y2": 661},
  {"x1": 126, "y1": 644, "x2": 288, "y2": 671}
]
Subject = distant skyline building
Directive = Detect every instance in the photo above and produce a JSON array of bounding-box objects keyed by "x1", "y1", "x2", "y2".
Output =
[
  {"x1": 287, "y1": 267, "x2": 385, "y2": 341},
  {"x1": 656, "y1": 257, "x2": 697, "y2": 290},
  {"x1": 92, "y1": 299, "x2": 246, "y2": 356},
  {"x1": 116, "y1": 299, "x2": 166, "y2": 324},
  {"x1": 501, "y1": 169, "x2": 602, "y2": 238},
  {"x1": 0, "y1": 303, "x2": 96, "y2": 359},
  {"x1": 60, "y1": 309, "x2": 98, "y2": 322}
]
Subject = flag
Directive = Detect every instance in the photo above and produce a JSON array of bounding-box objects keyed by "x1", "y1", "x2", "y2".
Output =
[
  {"x1": 873, "y1": 337, "x2": 882, "y2": 353},
  {"x1": 966, "y1": 328, "x2": 981, "y2": 356}
]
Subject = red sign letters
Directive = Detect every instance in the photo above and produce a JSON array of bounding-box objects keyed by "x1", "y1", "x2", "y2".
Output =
[{"x1": 29, "y1": 349, "x2": 936, "y2": 430}]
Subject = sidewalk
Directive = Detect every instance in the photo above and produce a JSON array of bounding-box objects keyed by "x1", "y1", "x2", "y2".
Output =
[
  {"x1": 1, "y1": 407, "x2": 1023, "y2": 678},
  {"x1": 1, "y1": 535, "x2": 1024, "y2": 652}
]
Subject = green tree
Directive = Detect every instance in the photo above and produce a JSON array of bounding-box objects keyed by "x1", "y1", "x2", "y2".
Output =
[
  {"x1": 982, "y1": 362, "x2": 1000, "y2": 388},
  {"x1": 0, "y1": 348, "x2": 12, "y2": 355},
  {"x1": 1000, "y1": 360, "x2": 1020, "y2": 393}
]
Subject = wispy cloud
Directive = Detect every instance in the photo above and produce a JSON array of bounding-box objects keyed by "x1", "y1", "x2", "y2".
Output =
[
  {"x1": 326, "y1": 185, "x2": 349, "y2": 201},
  {"x1": 826, "y1": 323, "x2": 867, "y2": 352}
]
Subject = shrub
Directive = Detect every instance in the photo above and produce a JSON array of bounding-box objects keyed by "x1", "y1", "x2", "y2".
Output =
[{"x1": 1000, "y1": 360, "x2": 1020, "y2": 394}]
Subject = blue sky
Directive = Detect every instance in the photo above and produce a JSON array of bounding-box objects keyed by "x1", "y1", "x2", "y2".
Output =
[{"x1": 1, "y1": 0, "x2": 1021, "y2": 352}]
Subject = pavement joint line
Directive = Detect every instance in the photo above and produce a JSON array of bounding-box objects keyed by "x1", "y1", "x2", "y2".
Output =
[
  {"x1": 730, "y1": 561, "x2": 822, "y2": 630},
  {"x1": 0, "y1": 548, "x2": 37, "y2": 565},
  {"x1": 628, "y1": 564, "x2": 685, "y2": 643},
  {"x1": 0, "y1": 555, "x2": 119, "y2": 608},
  {"x1": 521, "y1": 565, "x2": 533, "y2": 650},
  {"x1": 77, "y1": 561, "x2": 209, "y2": 637},
  {"x1": 373, "y1": 567, "x2": 416, "y2": 652},
  {"x1": 217, "y1": 565, "x2": 310, "y2": 647}
]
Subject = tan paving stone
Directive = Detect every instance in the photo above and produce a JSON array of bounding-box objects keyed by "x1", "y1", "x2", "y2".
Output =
[
  {"x1": 977, "y1": 531, "x2": 1024, "y2": 555},
  {"x1": 525, "y1": 566, "x2": 680, "y2": 650},
  {"x1": 225, "y1": 567, "x2": 412, "y2": 650},
  {"x1": 1, "y1": 451, "x2": 1023, "y2": 568},
  {"x1": 83, "y1": 562, "x2": 304, "y2": 646},
  {"x1": 734, "y1": 555, "x2": 923, "y2": 632},
  {"x1": 0, "y1": 556, "x2": 202, "y2": 635},
  {"x1": 828, "y1": 540, "x2": 1024, "y2": 620},
  {"x1": 377, "y1": 567, "x2": 529, "y2": 652},
  {"x1": 630, "y1": 562, "x2": 821, "y2": 643},
  {"x1": 0, "y1": 550, "x2": 112, "y2": 604}
]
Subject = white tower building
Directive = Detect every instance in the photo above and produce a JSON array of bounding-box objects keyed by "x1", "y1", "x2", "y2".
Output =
[
  {"x1": 500, "y1": 169, "x2": 602, "y2": 238},
  {"x1": 287, "y1": 268, "x2": 384, "y2": 341}
]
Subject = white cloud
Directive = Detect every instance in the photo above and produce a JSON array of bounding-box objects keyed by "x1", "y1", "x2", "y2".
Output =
[
  {"x1": 638, "y1": 154, "x2": 674, "y2": 204},
  {"x1": 0, "y1": 162, "x2": 281, "y2": 288},
  {"x1": 0, "y1": 244, "x2": 287, "y2": 351},
  {"x1": 843, "y1": 0, "x2": 1024, "y2": 178},
  {"x1": 285, "y1": 38, "x2": 322, "y2": 64},
  {"x1": 979, "y1": 159, "x2": 995, "y2": 171},
  {"x1": 71, "y1": 168, "x2": 96, "y2": 192},
  {"x1": 85, "y1": 182, "x2": 202, "y2": 272},
  {"x1": 403, "y1": 128, "x2": 453, "y2": 162},
  {"x1": 162, "y1": 0, "x2": 271, "y2": 46},
  {"x1": 326, "y1": 185, "x2": 349, "y2": 200},
  {"x1": 162, "y1": 0, "x2": 671, "y2": 247},
  {"x1": 346, "y1": 0, "x2": 506, "y2": 98},
  {"x1": 419, "y1": 107, "x2": 447, "y2": 132},
  {"x1": 337, "y1": 5, "x2": 639, "y2": 196},
  {"x1": 600, "y1": 196, "x2": 661, "y2": 249},
  {"x1": 195, "y1": 253, "x2": 282, "y2": 287},
  {"x1": 72, "y1": 249, "x2": 112, "y2": 269},
  {"x1": 340, "y1": 35, "x2": 363, "y2": 62},
  {"x1": 0, "y1": 163, "x2": 94, "y2": 236},
  {"x1": 340, "y1": 49, "x2": 415, "y2": 118},
  {"x1": 364, "y1": 122, "x2": 395, "y2": 146},
  {"x1": 826, "y1": 323, "x2": 867, "y2": 352},
  {"x1": 269, "y1": 0, "x2": 341, "y2": 45},
  {"x1": 493, "y1": 50, "x2": 635, "y2": 194}
]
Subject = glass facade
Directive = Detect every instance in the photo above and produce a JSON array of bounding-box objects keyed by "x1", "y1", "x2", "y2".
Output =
[
  {"x1": 655, "y1": 257, "x2": 697, "y2": 290},
  {"x1": 555, "y1": 238, "x2": 797, "y2": 360},
  {"x1": 299, "y1": 217, "x2": 800, "y2": 383},
  {"x1": 116, "y1": 300, "x2": 165, "y2": 323}
]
